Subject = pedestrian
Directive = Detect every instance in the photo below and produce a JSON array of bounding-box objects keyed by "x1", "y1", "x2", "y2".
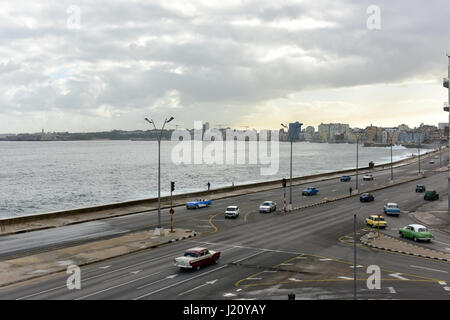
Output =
[
  {"x1": 207, "y1": 181, "x2": 210, "y2": 191},
  {"x1": 349, "y1": 187, "x2": 353, "y2": 196}
]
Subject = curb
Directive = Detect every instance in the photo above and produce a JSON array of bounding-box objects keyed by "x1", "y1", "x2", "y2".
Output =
[
  {"x1": 360, "y1": 233, "x2": 450, "y2": 262},
  {"x1": 0, "y1": 231, "x2": 198, "y2": 289}
]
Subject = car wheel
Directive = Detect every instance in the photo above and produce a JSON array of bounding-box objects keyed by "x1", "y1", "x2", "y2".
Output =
[
  {"x1": 413, "y1": 237, "x2": 417, "y2": 242},
  {"x1": 400, "y1": 232, "x2": 404, "y2": 238},
  {"x1": 213, "y1": 258, "x2": 218, "y2": 264}
]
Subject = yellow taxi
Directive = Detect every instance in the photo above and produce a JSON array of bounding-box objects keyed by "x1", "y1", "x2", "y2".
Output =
[{"x1": 365, "y1": 215, "x2": 387, "y2": 228}]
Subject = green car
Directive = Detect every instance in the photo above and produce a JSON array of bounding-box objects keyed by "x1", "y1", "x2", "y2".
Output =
[
  {"x1": 424, "y1": 190, "x2": 439, "y2": 201},
  {"x1": 399, "y1": 224, "x2": 434, "y2": 242}
]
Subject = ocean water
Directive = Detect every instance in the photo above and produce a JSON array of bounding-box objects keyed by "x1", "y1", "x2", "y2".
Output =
[{"x1": 0, "y1": 140, "x2": 432, "y2": 218}]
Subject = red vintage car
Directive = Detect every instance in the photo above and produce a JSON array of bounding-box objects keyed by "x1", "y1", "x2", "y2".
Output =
[{"x1": 174, "y1": 247, "x2": 220, "y2": 270}]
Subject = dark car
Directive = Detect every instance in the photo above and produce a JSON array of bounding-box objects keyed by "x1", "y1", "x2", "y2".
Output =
[
  {"x1": 340, "y1": 175, "x2": 351, "y2": 182},
  {"x1": 302, "y1": 187, "x2": 319, "y2": 196},
  {"x1": 415, "y1": 185, "x2": 426, "y2": 193},
  {"x1": 360, "y1": 193, "x2": 375, "y2": 202},
  {"x1": 424, "y1": 190, "x2": 439, "y2": 201}
]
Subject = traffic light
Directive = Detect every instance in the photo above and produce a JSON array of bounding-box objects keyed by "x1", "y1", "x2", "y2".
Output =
[
  {"x1": 171, "y1": 181, "x2": 175, "y2": 192},
  {"x1": 282, "y1": 178, "x2": 286, "y2": 188}
]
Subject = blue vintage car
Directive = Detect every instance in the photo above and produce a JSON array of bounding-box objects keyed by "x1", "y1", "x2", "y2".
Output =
[
  {"x1": 360, "y1": 193, "x2": 374, "y2": 202},
  {"x1": 383, "y1": 202, "x2": 400, "y2": 216},
  {"x1": 302, "y1": 187, "x2": 319, "y2": 196},
  {"x1": 186, "y1": 199, "x2": 212, "y2": 209},
  {"x1": 340, "y1": 175, "x2": 351, "y2": 182}
]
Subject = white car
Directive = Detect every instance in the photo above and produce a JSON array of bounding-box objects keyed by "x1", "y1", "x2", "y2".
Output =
[
  {"x1": 363, "y1": 174, "x2": 374, "y2": 181},
  {"x1": 434, "y1": 156, "x2": 439, "y2": 159},
  {"x1": 225, "y1": 206, "x2": 240, "y2": 218},
  {"x1": 259, "y1": 201, "x2": 276, "y2": 213}
]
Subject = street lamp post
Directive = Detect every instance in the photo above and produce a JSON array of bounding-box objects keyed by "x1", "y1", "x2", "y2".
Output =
[
  {"x1": 418, "y1": 137, "x2": 421, "y2": 175},
  {"x1": 145, "y1": 116, "x2": 174, "y2": 235},
  {"x1": 281, "y1": 122, "x2": 302, "y2": 211},
  {"x1": 355, "y1": 133, "x2": 361, "y2": 193},
  {"x1": 389, "y1": 136, "x2": 393, "y2": 181}
]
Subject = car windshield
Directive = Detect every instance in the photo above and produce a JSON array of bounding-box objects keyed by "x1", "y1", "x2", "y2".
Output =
[
  {"x1": 375, "y1": 217, "x2": 385, "y2": 221},
  {"x1": 418, "y1": 227, "x2": 427, "y2": 232},
  {"x1": 262, "y1": 202, "x2": 271, "y2": 206},
  {"x1": 227, "y1": 207, "x2": 237, "y2": 211},
  {"x1": 388, "y1": 204, "x2": 398, "y2": 208},
  {"x1": 184, "y1": 252, "x2": 198, "y2": 258}
]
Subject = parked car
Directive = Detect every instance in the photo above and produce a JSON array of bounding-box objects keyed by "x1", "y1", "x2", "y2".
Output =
[
  {"x1": 434, "y1": 155, "x2": 439, "y2": 159},
  {"x1": 363, "y1": 174, "x2": 374, "y2": 181},
  {"x1": 174, "y1": 247, "x2": 221, "y2": 270},
  {"x1": 415, "y1": 185, "x2": 426, "y2": 193},
  {"x1": 399, "y1": 224, "x2": 434, "y2": 242},
  {"x1": 340, "y1": 175, "x2": 351, "y2": 182},
  {"x1": 259, "y1": 201, "x2": 276, "y2": 213},
  {"x1": 424, "y1": 190, "x2": 439, "y2": 201},
  {"x1": 360, "y1": 193, "x2": 374, "y2": 202},
  {"x1": 365, "y1": 215, "x2": 387, "y2": 228},
  {"x1": 225, "y1": 206, "x2": 240, "y2": 218},
  {"x1": 383, "y1": 202, "x2": 400, "y2": 216},
  {"x1": 429, "y1": 160, "x2": 435, "y2": 164},
  {"x1": 302, "y1": 187, "x2": 319, "y2": 196},
  {"x1": 186, "y1": 199, "x2": 212, "y2": 209}
]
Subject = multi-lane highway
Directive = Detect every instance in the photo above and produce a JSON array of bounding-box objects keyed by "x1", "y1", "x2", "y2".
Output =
[{"x1": 0, "y1": 150, "x2": 448, "y2": 299}]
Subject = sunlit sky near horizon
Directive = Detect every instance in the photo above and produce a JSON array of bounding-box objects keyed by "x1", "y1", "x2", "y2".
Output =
[{"x1": 0, "y1": 0, "x2": 449, "y2": 134}]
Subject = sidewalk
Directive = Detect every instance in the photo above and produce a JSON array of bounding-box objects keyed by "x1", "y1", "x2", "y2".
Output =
[
  {"x1": 0, "y1": 228, "x2": 197, "y2": 288},
  {"x1": 360, "y1": 232, "x2": 450, "y2": 262},
  {"x1": 1, "y1": 150, "x2": 442, "y2": 237}
]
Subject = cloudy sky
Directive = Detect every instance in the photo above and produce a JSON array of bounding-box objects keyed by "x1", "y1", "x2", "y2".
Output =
[{"x1": 1, "y1": 0, "x2": 449, "y2": 134}]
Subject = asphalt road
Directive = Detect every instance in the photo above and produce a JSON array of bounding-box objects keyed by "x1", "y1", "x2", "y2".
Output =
[
  {"x1": 0, "y1": 149, "x2": 447, "y2": 259},
  {"x1": 0, "y1": 150, "x2": 448, "y2": 300}
]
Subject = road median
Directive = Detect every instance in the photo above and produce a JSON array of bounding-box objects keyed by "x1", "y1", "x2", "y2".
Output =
[{"x1": 360, "y1": 232, "x2": 450, "y2": 262}]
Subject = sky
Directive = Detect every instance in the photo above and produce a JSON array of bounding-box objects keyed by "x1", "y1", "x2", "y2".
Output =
[{"x1": 0, "y1": 0, "x2": 449, "y2": 134}]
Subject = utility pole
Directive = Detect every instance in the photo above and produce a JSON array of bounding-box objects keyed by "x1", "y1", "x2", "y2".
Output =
[
  {"x1": 281, "y1": 122, "x2": 302, "y2": 211},
  {"x1": 355, "y1": 133, "x2": 361, "y2": 193},
  {"x1": 353, "y1": 213, "x2": 357, "y2": 300},
  {"x1": 145, "y1": 116, "x2": 174, "y2": 235},
  {"x1": 389, "y1": 135, "x2": 393, "y2": 181},
  {"x1": 418, "y1": 138, "x2": 421, "y2": 175}
]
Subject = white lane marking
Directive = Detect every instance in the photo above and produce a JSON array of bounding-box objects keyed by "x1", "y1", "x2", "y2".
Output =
[
  {"x1": 136, "y1": 274, "x2": 178, "y2": 290},
  {"x1": 133, "y1": 264, "x2": 228, "y2": 300},
  {"x1": 263, "y1": 270, "x2": 277, "y2": 273},
  {"x1": 389, "y1": 273, "x2": 408, "y2": 280},
  {"x1": 444, "y1": 287, "x2": 450, "y2": 291},
  {"x1": 431, "y1": 239, "x2": 450, "y2": 246},
  {"x1": 99, "y1": 265, "x2": 112, "y2": 269},
  {"x1": 75, "y1": 270, "x2": 165, "y2": 300},
  {"x1": 350, "y1": 265, "x2": 364, "y2": 268},
  {"x1": 438, "y1": 281, "x2": 447, "y2": 285},
  {"x1": 338, "y1": 276, "x2": 353, "y2": 280},
  {"x1": 387, "y1": 287, "x2": 396, "y2": 294},
  {"x1": 16, "y1": 251, "x2": 179, "y2": 300},
  {"x1": 410, "y1": 265, "x2": 448, "y2": 274},
  {"x1": 289, "y1": 278, "x2": 302, "y2": 282},
  {"x1": 232, "y1": 251, "x2": 265, "y2": 263},
  {"x1": 178, "y1": 279, "x2": 218, "y2": 296},
  {"x1": 319, "y1": 258, "x2": 332, "y2": 261},
  {"x1": 131, "y1": 270, "x2": 142, "y2": 275},
  {"x1": 224, "y1": 293, "x2": 237, "y2": 297},
  {"x1": 192, "y1": 241, "x2": 303, "y2": 255},
  {"x1": 281, "y1": 263, "x2": 293, "y2": 266},
  {"x1": 245, "y1": 278, "x2": 263, "y2": 280}
]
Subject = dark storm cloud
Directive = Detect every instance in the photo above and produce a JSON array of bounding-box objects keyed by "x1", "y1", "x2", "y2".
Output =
[{"x1": 0, "y1": 0, "x2": 448, "y2": 132}]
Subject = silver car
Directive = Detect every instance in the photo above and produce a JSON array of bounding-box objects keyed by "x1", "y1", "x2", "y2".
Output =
[{"x1": 259, "y1": 201, "x2": 277, "y2": 213}]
